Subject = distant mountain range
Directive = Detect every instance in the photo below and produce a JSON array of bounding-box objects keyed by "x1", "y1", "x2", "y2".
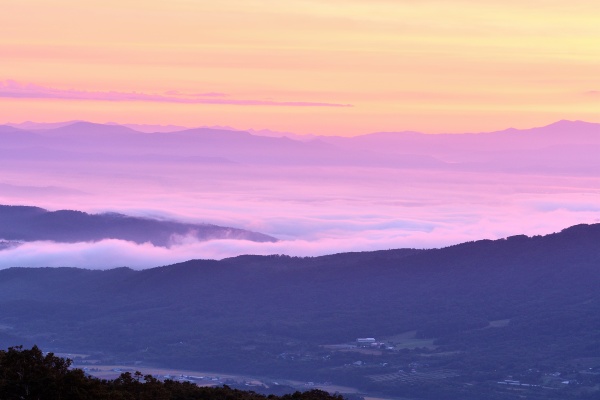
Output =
[
  {"x1": 0, "y1": 205, "x2": 277, "y2": 246},
  {"x1": 2, "y1": 119, "x2": 599, "y2": 173},
  {"x1": 1, "y1": 223, "x2": 599, "y2": 399}
]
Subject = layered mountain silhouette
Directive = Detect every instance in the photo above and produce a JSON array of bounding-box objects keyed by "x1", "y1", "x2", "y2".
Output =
[
  {"x1": 2, "y1": 119, "x2": 599, "y2": 173},
  {"x1": 0, "y1": 205, "x2": 277, "y2": 246}
]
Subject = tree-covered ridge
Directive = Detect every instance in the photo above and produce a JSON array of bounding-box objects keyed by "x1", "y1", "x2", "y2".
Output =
[
  {"x1": 0, "y1": 346, "x2": 341, "y2": 400},
  {"x1": 0, "y1": 205, "x2": 277, "y2": 246}
]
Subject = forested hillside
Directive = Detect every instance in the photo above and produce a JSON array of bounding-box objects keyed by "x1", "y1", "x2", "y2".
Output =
[{"x1": 1, "y1": 224, "x2": 600, "y2": 399}]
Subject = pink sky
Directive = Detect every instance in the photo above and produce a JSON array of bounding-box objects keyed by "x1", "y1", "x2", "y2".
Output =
[{"x1": 2, "y1": 0, "x2": 600, "y2": 135}]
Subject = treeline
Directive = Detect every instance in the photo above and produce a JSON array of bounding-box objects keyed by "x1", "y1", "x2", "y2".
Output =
[{"x1": 0, "y1": 346, "x2": 342, "y2": 400}]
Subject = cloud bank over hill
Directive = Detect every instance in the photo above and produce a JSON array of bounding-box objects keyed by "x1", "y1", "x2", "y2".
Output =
[
  {"x1": 0, "y1": 200, "x2": 597, "y2": 269},
  {"x1": 0, "y1": 121, "x2": 599, "y2": 268}
]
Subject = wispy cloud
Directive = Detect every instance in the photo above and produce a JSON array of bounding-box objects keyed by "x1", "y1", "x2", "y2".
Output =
[
  {"x1": 163, "y1": 90, "x2": 228, "y2": 98},
  {"x1": 0, "y1": 80, "x2": 352, "y2": 107}
]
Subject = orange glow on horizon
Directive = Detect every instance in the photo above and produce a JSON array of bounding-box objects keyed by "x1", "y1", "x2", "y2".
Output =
[{"x1": 2, "y1": 0, "x2": 600, "y2": 135}]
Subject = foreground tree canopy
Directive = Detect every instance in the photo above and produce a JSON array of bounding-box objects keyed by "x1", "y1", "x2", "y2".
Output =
[{"x1": 0, "y1": 346, "x2": 342, "y2": 400}]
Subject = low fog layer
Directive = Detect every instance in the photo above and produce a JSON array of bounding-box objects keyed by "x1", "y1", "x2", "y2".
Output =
[{"x1": 1, "y1": 121, "x2": 599, "y2": 268}]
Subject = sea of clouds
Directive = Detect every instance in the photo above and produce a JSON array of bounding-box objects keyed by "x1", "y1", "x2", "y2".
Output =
[{"x1": 1, "y1": 161, "x2": 599, "y2": 269}]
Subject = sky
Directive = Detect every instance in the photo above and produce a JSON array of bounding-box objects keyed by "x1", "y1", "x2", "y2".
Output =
[{"x1": 2, "y1": 0, "x2": 600, "y2": 135}]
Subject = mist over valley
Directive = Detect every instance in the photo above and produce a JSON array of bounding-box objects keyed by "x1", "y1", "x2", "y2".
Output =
[{"x1": 1, "y1": 120, "x2": 599, "y2": 267}]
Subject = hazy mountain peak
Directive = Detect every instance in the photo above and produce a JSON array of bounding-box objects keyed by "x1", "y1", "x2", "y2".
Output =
[
  {"x1": 545, "y1": 119, "x2": 591, "y2": 128},
  {"x1": 7, "y1": 120, "x2": 85, "y2": 130},
  {"x1": 0, "y1": 125, "x2": 29, "y2": 134},
  {"x1": 47, "y1": 121, "x2": 140, "y2": 134}
]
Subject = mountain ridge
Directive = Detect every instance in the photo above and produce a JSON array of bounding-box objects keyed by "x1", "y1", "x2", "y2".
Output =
[
  {"x1": 3, "y1": 119, "x2": 598, "y2": 171},
  {"x1": 0, "y1": 221, "x2": 599, "y2": 399},
  {"x1": 0, "y1": 205, "x2": 278, "y2": 246}
]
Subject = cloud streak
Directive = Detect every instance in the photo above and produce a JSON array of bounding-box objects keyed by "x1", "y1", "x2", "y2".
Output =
[{"x1": 0, "y1": 80, "x2": 352, "y2": 108}]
